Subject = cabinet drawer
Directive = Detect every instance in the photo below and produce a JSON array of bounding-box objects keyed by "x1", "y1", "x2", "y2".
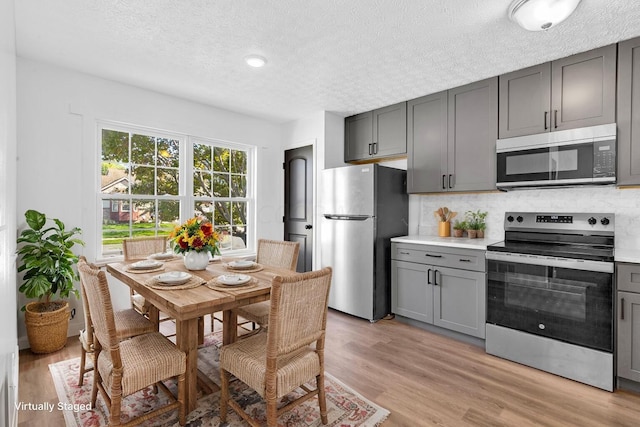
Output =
[
  {"x1": 392, "y1": 243, "x2": 485, "y2": 272},
  {"x1": 617, "y1": 263, "x2": 640, "y2": 293}
]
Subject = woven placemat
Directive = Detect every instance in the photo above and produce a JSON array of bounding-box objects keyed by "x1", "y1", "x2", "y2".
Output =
[
  {"x1": 145, "y1": 275, "x2": 205, "y2": 290},
  {"x1": 125, "y1": 265, "x2": 165, "y2": 274},
  {"x1": 223, "y1": 263, "x2": 264, "y2": 273},
  {"x1": 205, "y1": 276, "x2": 259, "y2": 291}
]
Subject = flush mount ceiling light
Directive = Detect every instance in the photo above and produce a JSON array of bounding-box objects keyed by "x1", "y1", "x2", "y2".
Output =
[
  {"x1": 245, "y1": 55, "x2": 267, "y2": 68},
  {"x1": 509, "y1": 0, "x2": 582, "y2": 31}
]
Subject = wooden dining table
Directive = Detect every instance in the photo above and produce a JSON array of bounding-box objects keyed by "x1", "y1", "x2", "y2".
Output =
[{"x1": 106, "y1": 257, "x2": 296, "y2": 413}]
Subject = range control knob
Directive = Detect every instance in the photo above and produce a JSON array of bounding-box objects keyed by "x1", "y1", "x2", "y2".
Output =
[
  {"x1": 507, "y1": 215, "x2": 514, "y2": 222},
  {"x1": 588, "y1": 217, "x2": 597, "y2": 225},
  {"x1": 601, "y1": 217, "x2": 610, "y2": 226},
  {"x1": 516, "y1": 216, "x2": 524, "y2": 223}
]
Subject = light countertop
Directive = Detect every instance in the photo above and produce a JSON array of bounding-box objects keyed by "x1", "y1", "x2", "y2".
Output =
[
  {"x1": 615, "y1": 248, "x2": 640, "y2": 263},
  {"x1": 391, "y1": 235, "x2": 500, "y2": 251}
]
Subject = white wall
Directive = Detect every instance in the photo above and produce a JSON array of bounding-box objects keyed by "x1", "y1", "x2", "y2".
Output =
[
  {"x1": 415, "y1": 186, "x2": 640, "y2": 251},
  {"x1": 0, "y1": 0, "x2": 18, "y2": 354},
  {"x1": 16, "y1": 58, "x2": 284, "y2": 347}
]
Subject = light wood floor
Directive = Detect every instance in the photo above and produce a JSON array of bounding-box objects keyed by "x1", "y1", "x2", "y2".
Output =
[{"x1": 18, "y1": 310, "x2": 640, "y2": 426}]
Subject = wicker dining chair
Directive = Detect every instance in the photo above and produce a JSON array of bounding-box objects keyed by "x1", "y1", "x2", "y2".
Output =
[
  {"x1": 77, "y1": 257, "x2": 155, "y2": 386},
  {"x1": 219, "y1": 267, "x2": 332, "y2": 427},
  {"x1": 78, "y1": 262, "x2": 186, "y2": 426},
  {"x1": 122, "y1": 236, "x2": 168, "y2": 315},
  {"x1": 229, "y1": 239, "x2": 300, "y2": 332}
]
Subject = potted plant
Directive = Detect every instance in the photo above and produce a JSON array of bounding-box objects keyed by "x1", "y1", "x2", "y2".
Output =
[
  {"x1": 465, "y1": 210, "x2": 488, "y2": 239},
  {"x1": 17, "y1": 209, "x2": 84, "y2": 353},
  {"x1": 452, "y1": 220, "x2": 467, "y2": 238}
]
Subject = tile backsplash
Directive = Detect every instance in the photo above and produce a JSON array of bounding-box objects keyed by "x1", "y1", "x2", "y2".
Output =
[{"x1": 417, "y1": 186, "x2": 640, "y2": 250}]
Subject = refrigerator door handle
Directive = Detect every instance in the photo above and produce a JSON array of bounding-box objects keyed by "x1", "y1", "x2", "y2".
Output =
[{"x1": 323, "y1": 214, "x2": 370, "y2": 221}]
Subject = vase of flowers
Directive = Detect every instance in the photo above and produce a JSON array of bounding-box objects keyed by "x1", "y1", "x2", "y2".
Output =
[{"x1": 169, "y1": 217, "x2": 221, "y2": 271}]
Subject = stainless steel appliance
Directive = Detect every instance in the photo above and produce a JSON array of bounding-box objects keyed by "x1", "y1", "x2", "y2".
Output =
[
  {"x1": 496, "y1": 123, "x2": 616, "y2": 190},
  {"x1": 321, "y1": 164, "x2": 408, "y2": 321},
  {"x1": 486, "y1": 212, "x2": 615, "y2": 391}
]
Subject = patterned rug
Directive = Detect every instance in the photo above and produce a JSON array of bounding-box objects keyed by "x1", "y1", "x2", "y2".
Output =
[{"x1": 49, "y1": 333, "x2": 389, "y2": 426}]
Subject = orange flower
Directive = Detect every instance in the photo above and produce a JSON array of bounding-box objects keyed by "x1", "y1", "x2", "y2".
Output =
[{"x1": 200, "y1": 222, "x2": 213, "y2": 236}]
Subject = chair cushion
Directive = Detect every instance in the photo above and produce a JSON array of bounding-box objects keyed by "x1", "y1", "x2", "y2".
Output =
[
  {"x1": 235, "y1": 301, "x2": 270, "y2": 326},
  {"x1": 79, "y1": 329, "x2": 93, "y2": 352},
  {"x1": 98, "y1": 332, "x2": 185, "y2": 396},
  {"x1": 219, "y1": 332, "x2": 320, "y2": 399},
  {"x1": 113, "y1": 308, "x2": 155, "y2": 340}
]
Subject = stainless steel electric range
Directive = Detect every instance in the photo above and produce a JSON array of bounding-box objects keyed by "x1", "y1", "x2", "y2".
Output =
[{"x1": 485, "y1": 212, "x2": 615, "y2": 391}]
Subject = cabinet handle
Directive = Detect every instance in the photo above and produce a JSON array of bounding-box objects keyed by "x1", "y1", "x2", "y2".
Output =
[
  {"x1": 427, "y1": 268, "x2": 432, "y2": 285},
  {"x1": 425, "y1": 254, "x2": 443, "y2": 258},
  {"x1": 368, "y1": 143, "x2": 373, "y2": 155},
  {"x1": 459, "y1": 258, "x2": 471, "y2": 263},
  {"x1": 442, "y1": 174, "x2": 446, "y2": 190},
  {"x1": 448, "y1": 174, "x2": 453, "y2": 189},
  {"x1": 544, "y1": 111, "x2": 548, "y2": 130},
  {"x1": 373, "y1": 142, "x2": 378, "y2": 154},
  {"x1": 554, "y1": 110, "x2": 558, "y2": 129},
  {"x1": 621, "y1": 297, "x2": 625, "y2": 320},
  {"x1": 399, "y1": 251, "x2": 410, "y2": 255},
  {"x1": 434, "y1": 269, "x2": 439, "y2": 286}
]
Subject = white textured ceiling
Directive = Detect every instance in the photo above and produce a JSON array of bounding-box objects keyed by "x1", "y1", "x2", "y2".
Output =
[{"x1": 13, "y1": 0, "x2": 640, "y2": 123}]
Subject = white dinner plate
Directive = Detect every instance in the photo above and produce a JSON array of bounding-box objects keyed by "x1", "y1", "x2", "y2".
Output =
[
  {"x1": 217, "y1": 274, "x2": 251, "y2": 286},
  {"x1": 228, "y1": 260, "x2": 255, "y2": 269},
  {"x1": 154, "y1": 271, "x2": 192, "y2": 285},
  {"x1": 150, "y1": 252, "x2": 175, "y2": 260},
  {"x1": 131, "y1": 260, "x2": 163, "y2": 270}
]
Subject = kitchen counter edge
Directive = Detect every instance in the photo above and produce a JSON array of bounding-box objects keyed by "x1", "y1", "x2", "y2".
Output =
[{"x1": 391, "y1": 235, "x2": 499, "y2": 251}]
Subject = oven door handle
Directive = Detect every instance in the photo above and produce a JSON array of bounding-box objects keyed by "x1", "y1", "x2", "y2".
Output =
[{"x1": 485, "y1": 251, "x2": 614, "y2": 273}]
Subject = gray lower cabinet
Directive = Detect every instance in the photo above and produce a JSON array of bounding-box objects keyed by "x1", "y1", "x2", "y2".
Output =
[
  {"x1": 344, "y1": 102, "x2": 407, "y2": 162},
  {"x1": 617, "y1": 263, "x2": 640, "y2": 382},
  {"x1": 499, "y1": 44, "x2": 617, "y2": 139},
  {"x1": 391, "y1": 242, "x2": 486, "y2": 338},
  {"x1": 407, "y1": 77, "x2": 497, "y2": 193},
  {"x1": 617, "y1": 36, "x2": 640, "y2": 186}
]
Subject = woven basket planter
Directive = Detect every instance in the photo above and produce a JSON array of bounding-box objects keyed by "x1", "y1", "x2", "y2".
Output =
[{"x1": 24, "y1": 301, "x2": 70, "y2": 354}]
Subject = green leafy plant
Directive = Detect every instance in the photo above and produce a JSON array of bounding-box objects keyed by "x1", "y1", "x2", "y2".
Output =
[
  {"x1": 16, "y1": 210, "x2": 85, "y2": 310},
  {"x1": 453, "y1": 220, "x2": 467, "y2": 230},
  {"x1": 465, "y1": 210, "x2": 488, "y2": 231}
]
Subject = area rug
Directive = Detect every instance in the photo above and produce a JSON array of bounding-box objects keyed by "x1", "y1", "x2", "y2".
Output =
[{"x1": 49, "y1": 333, "x2": 389, "y2": 426}]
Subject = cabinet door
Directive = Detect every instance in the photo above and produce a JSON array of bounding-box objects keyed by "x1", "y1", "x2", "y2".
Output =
[
  {"x1": 551, "y1": 44, "x2": 617, "y2": 131},
  {"x1": 617, "y1": 37, "x2": 640, "y2": 186},
  {"x1": 618, "y1": 291, "x2": 640, "y2": 382},
  {"x1": 344, "y1": 111, "x2": 373, "y2": 162},
  {"x1": 498, "y1": 63, "x2": 551, "y2": 138},
  {"x1": 407, "y1": 92, "x2": 448, "y2": 193},
  {"x1": 373, "y1": 102, "x2": 407, "y2": 159},
  {"x1": 433, "y1": 266, "x2": 486, "y2": 338},
  {"x1": 447, "y1": 77, "x2": 498, "y2": 192},
  {"x1": 391, "y1": 260, "x2": 433, "y2": 324}
]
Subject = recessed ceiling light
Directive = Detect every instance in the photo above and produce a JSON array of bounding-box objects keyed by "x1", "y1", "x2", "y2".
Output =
[
  {"x1": 509, "y1": 0, "x2": 582, "y2": 31},
  {"x1": 245, "y1": 55, "x2": 267, "y2": 68}
]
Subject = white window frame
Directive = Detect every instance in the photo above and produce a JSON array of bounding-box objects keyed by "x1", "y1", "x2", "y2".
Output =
[{"x1": 97, "y1": 121, "x2": 255, "y2": 259}]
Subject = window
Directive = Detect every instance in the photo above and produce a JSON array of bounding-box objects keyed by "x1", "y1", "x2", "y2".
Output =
[{"x1": 99, "y1": 122, "x2": 253, "y2": 258}]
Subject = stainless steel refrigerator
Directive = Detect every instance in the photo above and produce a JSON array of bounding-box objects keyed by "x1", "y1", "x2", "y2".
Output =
[{"x1": 321, "y1": 164, "x2": 408, "y2": 321}]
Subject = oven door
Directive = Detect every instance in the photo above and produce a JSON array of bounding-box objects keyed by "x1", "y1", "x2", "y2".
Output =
[
  {"x1": 486, "y1": 252, "x2": 613, "y2": 352},
  {"x1": 497, "y1": 142, "x2": 596, "y2": 187}
]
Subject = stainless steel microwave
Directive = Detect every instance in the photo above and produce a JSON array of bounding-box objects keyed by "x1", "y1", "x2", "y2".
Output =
[{"x1": 496, "y1": 123, "x2": 616, "y2": 190}]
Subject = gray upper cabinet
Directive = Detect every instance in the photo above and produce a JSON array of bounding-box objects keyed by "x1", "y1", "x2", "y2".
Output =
[
  {"x1": 407, "y1": 91, "x2": 448, "y2": 193},
  {"x1": 344, "y1": 102, "x2": 407, "y2": 162},
  {"x1": 617, "y1": 37, "x2": 640, "y2": 186},
  {"x1": 499, "y1": 44, "x2": 617, "y2": 139},
  {"x1": 407, "y1": 77, "x2": 497, "y2": 193}
]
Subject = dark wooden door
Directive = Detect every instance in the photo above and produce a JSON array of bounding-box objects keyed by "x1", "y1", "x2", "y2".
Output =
[{"x1": 284, "y1": 145, "x2": 313, "y2": 272}]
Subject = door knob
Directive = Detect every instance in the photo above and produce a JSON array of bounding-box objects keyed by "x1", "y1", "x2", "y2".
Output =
[{"x1": 305, "y1": 224, "x2": 313, "y2": 229}]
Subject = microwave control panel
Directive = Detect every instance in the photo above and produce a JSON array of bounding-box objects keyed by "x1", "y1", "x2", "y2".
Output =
[{"x1": 593, "y1": 139, "x2": 616, "y2": 178}]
